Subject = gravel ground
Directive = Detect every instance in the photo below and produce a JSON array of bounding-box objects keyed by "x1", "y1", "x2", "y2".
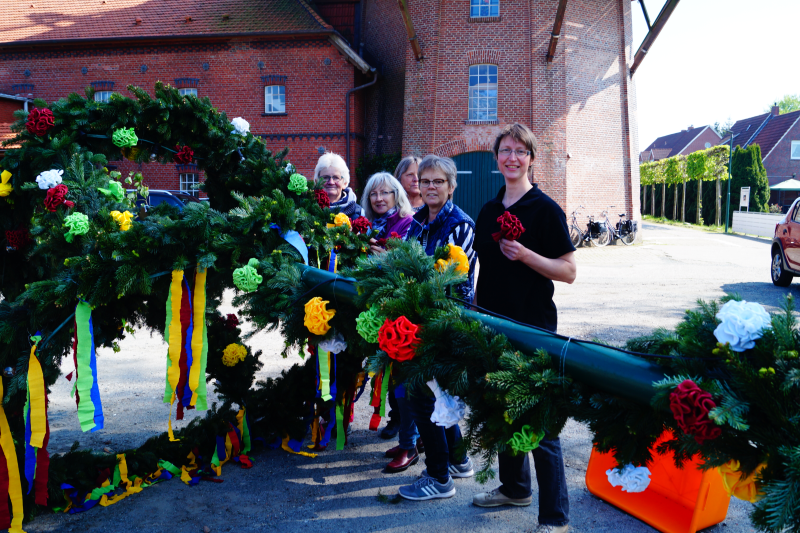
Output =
[{"x1": 24, "y1": 221, "x2": 779, "y2": 533}]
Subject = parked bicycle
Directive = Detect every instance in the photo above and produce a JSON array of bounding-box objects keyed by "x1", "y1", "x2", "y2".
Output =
[
  {"x1": 596, "y1": 206, "x2": 637, "y2": 246},
  {"x1": 568, "y1": 206, "x2": 605, "y2": 247}
]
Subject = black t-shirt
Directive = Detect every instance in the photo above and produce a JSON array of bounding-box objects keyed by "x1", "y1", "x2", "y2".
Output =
[{"x1": 474, "y1": 184, "x2": 575, "y2": 332}]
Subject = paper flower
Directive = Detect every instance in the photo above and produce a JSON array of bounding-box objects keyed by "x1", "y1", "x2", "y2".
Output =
[
  {"x1": 220, "y1": 313, "x2": 240, "y2": 331},
  {"x1": 332, "y1": 212, "x2": 351, "y2": 229},
  {"x1": 507, "y1": 425, "x2": 544, "y2": 455},
  {"x1": 231, "y1": 117, "x2": 250, "y2": 135},
  {"x1": 288, "y1": 173, "x2": 309, "y2": 194},
  {"x1": 44, "y1": 184, "x2": 75, "y2": 212},
  {"x1": 356, "y1": 306, "x2": 384, "y2": 343},
  {"x1": 232, "y1": 258, "x2": 263, "y2": 292},
  {"x1": 0, "y1": 170, "x2": 12, "y2": 197},
  {"x1": 378, "y1": 316, "x2": 420, "y2": 362},
  {"x1": 717, "y1": 459, "x2": 766, "y2": 503},
  {"x1": 110, "y1": 210, "x2": 134, "y2": 231},
  {"x1": 375, "y1": 232, "x2": 402, "y2": 249},
  {"x1": 315, "y1": 189, "x2": 330, "y2": 209},
  {"x1": 25, "y1": 108, "x2": 54, "y2": 137},
  {"x1": 64, "y1": 212, "x2": 90, "y2": 243},
  {"x1": 98, "y1": 180, "x2": 125, "y2": 203},
  {"x1": 304, "y1": 297, "x2": 336, "y2": 336},
  {"x1": 5, "y1": 229, "x2": 30, "y2": 251},
  {"x1": 713, "y1": 300, "x2": 771, "y2": 352},
  {"x1": 35, "y1": 169, "x2": 63, "y2": 190},
  {"x1": 352, "y1": 216, "x2": 372, "y2": 235},
  {"x1": 285, "y1": 162, "x2": 295, "y2": 173},
  {"x1": 112, "y1": 127, "x2": 138, "y2": 148},
  {"x1": 319, "y1": 332, "x2": 347, "y2": 354},
  {"x1": 492, "y1": 211, "x2": 525, "y2": 242},
  {"x1": 669, "y1": 379, "x2": 722, "y2": 444},
  {"x1": 173, "y1": 145, "x2": 194, "y2": 165},
  {"x1": 435, "y1": 244, "x2": 469, "y2": 275},
  {"x1": 222, "y1": 343, "x2": 248, "y2": 367},
  {"x1": 607, "y1": 464, "x2": 652, "y2": 493},
  {"x1": 427, "y1": 379, "x2": 466, "y2": 428}
]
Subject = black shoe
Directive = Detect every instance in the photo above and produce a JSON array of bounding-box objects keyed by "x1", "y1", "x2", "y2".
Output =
[{"x1": 379, "y1": 418, "x2": 400, "y2": 439}]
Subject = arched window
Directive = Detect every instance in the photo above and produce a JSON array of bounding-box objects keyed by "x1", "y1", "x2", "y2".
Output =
[{"x1": 468, "y1": 65, "x2": 497, "y2": 121}]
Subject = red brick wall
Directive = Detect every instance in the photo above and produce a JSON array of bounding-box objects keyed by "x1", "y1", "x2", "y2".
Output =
[
  {"x1": 0, "y1": 38, "x2": 366, "y2": 190},
  {"x1": 762, "y1": 116, "x2": 800, "y2": 186}
]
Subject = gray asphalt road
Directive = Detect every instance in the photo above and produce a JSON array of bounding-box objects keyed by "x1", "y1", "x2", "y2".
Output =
[{"x1": 26, "y1": 221, "x2": 774, "y2": 533}]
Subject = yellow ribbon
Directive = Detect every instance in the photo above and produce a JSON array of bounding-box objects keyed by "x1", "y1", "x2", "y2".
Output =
[
  {"x1": 188, "y1": 268, "x2": 207, "y2": 407},
  {"x1": 0, "y1": 170, "x2": 13, "y2": 197},
  {"x1": 0, "y1": 376, "x2": 26, "y2": 532},
  {"x1": 281, "y1": 435, "x2": 318, "y2": 458},
  {"x1": 165, "y1": 270, "x2": 184, "y2": 441},
  {"x1": 27, "y1": 345, "x2": 46, "y2": 448}
]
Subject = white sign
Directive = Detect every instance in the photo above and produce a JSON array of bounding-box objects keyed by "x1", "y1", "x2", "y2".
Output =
[{"x1": 740, "y1": 187, "x2": 750, "y2": 211}]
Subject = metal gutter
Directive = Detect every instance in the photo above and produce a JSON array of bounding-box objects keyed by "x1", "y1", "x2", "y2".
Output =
[
  {"x1": 630, "y1": 0, "x2": 681, "y2": 75},
  {"x1": 545, "y1": 0, "x2": 568, "y2": 66},
  {"x1": 398, "y1": 0, "x2": 424, "y2": 61}
]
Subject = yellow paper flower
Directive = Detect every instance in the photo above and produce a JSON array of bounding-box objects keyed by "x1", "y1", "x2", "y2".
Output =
[
  {"x1": 110, "y1": 210, "x2": 134, "y2": 231},
  {"x1": 222, "y1": 343, "x2": 248, "y2": 367},
  {"x1": 0, "y1": 170, "x2": 12, "y2": 197},
  {"x1": 332, "y1": 212, "x2": 351, "y2": 229},
  {"x1": 304, "y1": 296, "x2": 336, "y2": 336},
  {"x1": 717, "y1": 459, "x2": 766, "y2": 503},
  {"x1": 435, "y1": 245, "x2": 469, "y2": 275}
]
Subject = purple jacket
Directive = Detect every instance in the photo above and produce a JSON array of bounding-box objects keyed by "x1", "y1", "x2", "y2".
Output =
[{"x1": 377, "y1": 210, "x2": 413, "y2": 239}]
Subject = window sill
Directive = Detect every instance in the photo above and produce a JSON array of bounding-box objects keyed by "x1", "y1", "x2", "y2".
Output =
[
  {"x1": 261, "y1": 112, "x2": 288, "y2": 117},
  {"x1": 469, "y1": 16, "x2": 501, "y2": 23},
  {"x1": 465, "y1": 119, "x2": 499, "y2": 125}
]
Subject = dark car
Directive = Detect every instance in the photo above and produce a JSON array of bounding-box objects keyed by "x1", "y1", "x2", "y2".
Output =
[
  {"x1": 771, "y1": 197, "x2": 800, "y2": 286},
  {"x1": 129, "y1": 190, "x2": 201, "y2": 212}
]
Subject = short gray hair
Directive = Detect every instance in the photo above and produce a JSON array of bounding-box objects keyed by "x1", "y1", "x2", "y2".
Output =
[
  {"x1": 393, "y1": 156, "x2": 422, "y2": 181},
  {"x1": 417, "y1": 154, "x2": 458, "y2": 195},
  {"x1": 360, "y1": 172, "x2": 414, "y2": 220},
  {"x1": 313, "y1": 152, "x2": 350, "y2": 188}
]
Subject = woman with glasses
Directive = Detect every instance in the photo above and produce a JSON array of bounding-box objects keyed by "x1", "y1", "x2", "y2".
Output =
[
  {"x1": 313, "y1": 152, "x2": 365, "y2": 219},
  {"x1": 398, "y1": 154, "x2": 476, "y2": 502},
  {"x1": 471, "y1": 124, "x2": 575, "y2": 533},
  {"x1": 359, "y1": 172, "x2": 414, "y2": 254},
  {"x1": 394, "y1": 156, "x2": 424, "y2": 212}
]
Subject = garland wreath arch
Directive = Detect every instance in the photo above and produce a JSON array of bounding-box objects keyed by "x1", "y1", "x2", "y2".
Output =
[{"x1": 0, "y1": 83, "x2": 796, "y2": 532}]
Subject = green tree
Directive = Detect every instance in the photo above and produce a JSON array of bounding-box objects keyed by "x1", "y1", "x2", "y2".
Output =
[
  {"x1": 713, "y1": 118, "x2": 733, "y2": 137},
  {"x1": 766, "y1": 94, "x2": 800, "y2": 114},
  {"x1": 728, "y1": 144, "x2": 769, "y2": 224}
]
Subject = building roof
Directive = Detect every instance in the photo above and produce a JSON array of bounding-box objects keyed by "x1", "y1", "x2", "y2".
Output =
[
  {"x1": 720, "y1": 109, "x2": 800, "y2": 160},
  {"x1": 771, "y1": 178, "x2": 800, "y2": 191},
  {"x1": 641, "y1": 126, "x2": 713, "y2": 160},
  {"x1": 0, "y1": 0, "x2": 332, "y2": 46}
]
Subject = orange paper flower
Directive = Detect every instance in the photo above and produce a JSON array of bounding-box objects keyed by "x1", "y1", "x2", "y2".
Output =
[
  {"x1": 435, "y1": 245, "x2": 469, "y2": 275},
  {"x1": 304, "y1": 296, "x2": 336, "y2": 336}
]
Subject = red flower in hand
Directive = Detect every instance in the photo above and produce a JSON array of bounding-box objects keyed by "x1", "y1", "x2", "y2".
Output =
[
  {"x1": 43, "y1": 184, "x2": 74, "y2": 212},
  {"x1": 669, "y1": 380, "x2": 722, "y2": 444},
  {"x1": 25, "y1": 108, "x2": 55, "y2": 137},
  {"x1": 492, "y1": 211, "x2": 525, "y2": 242},
  {"x1": 173, "y1": 145, "x2": 194, "y2": 165},
  {"x1": 352, "y1": 216, "x2": 372, "y2": 235},
  {"x1": 315, "y1": 189, "x2": 330, "y2": 209},
  {"x1": 378, "y1": 316, "x2": 421, "y2": 362}
]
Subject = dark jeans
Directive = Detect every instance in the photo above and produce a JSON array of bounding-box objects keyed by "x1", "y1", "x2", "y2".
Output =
[
  {"x1": 386, "y1": 386, "x2": 398, "y2": 421},
  {"x1": 407, "y1": 390, "x2": 466, "y2": 483},
  {"x1": 498, "y1": 437, "x2": 569, "y2": 527}
]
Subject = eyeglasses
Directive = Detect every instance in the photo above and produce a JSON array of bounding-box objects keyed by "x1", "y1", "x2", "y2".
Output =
[
  {"x1": 498, "y1": 148, "x2": 532, "y2": 158},
  {"x1": 419, "y1": 179, "x2": 447, "y2": 188},
  {"x1": 369, "y1": 190, "x2": 395, "y2": 200},
  {"x1": 320, "y1": 175, "x2": 342, "y2": 183}
]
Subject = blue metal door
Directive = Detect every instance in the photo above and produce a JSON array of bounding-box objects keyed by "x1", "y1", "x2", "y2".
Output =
[{"x1": 451, "y1": 151, "x2": 504, "y2": 221}]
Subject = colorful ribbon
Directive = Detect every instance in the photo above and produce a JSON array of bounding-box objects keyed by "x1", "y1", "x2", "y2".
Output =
[
  {"x1": 0, "y1": 363, "x2": 25, "y2": 532},
  {"x1": 328, "y1": 250, "x2": 338, "y2": 273},
  {"x1": 24, "y1": 339, "x2": 50, "y2": 506},
  {"x1": 335, "y1": 400, "x2": 345, "y2": 451},
  {"x1": 318, "y1": 348, "x2": 332, "y2": 401},
  {"x1": 269, "y1": 223, "x2": 309, "y2": 264},
  {"x1": 74, "y1": 301, "x2": 104, "y2": 432},
  {"x1": 368, "y1": 365, "x2": 391, "y2": 431},
  {"x1": 188, "y1": 268, "x2": 208, "y2": 410}
]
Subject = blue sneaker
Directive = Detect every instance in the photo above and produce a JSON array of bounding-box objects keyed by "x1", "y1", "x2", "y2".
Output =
[
  {"x1": 398, "y1": 475, "x2": 456, "y2": 500},
  {"x1": 421, "y1": 457, "x2": 474, "y2": 479}
]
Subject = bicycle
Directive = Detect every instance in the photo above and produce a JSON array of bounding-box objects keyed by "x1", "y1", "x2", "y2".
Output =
[
  {"x1": 568, "y1": 206, "x2": 604, "y2": 247},
  {"x1": 597, "y1": 206, "x2": 637, "y2": 246}
]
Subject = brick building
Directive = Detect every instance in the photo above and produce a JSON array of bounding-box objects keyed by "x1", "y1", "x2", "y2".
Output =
[{"x1": 640, "y1": 125, "x2": 722, "y2": 163}]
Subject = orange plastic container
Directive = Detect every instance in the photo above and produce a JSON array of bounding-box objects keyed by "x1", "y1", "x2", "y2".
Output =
[{"x1": 585, "y1": 431, "x2": 731, "y2": 533}]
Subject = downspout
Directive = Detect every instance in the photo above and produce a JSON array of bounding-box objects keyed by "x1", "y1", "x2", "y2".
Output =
[{"x1": 345, "y1": 71, "x2": 378, "y2": 174}]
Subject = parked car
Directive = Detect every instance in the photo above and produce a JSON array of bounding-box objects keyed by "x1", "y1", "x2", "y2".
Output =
[
  {"x1": 771, "y1": 197, "x2": 800, "y2": 286},
  {"x1": 128, "y1": 190, "x2": 201, "y2": 212}
]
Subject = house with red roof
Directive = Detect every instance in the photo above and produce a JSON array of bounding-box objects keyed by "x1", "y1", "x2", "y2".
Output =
[{"x1": 640, "y1": 125, "x2": 721, "y2": 163}]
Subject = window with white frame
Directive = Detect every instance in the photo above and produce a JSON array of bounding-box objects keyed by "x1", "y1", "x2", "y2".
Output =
[
  {"x1": 468, "y1": 64, "x2": 497, "y2": 121},
  {"x1": 180, "y1": 173, "x2": 199, "y2": 196},
  {"x1": 264, "y1": 85, "x2": 286, "y2": 114},
  {"x1": 470, "y1": 0, "x2": 499, "y2": 17},
  {"x1": 94, "y1": 91, "x2": 113, "y2": 103},
  {"x1": 178, "y1": 88, "x2": 198, "y2": 97},
  {"x1": 792, "y1": 141, "x2": 800, "y2": 160}
]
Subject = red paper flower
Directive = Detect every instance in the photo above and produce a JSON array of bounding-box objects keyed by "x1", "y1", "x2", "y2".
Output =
[
  {"x1": 378, "y1": 316, "x2": 421, "y2": 362},
  {"x1": 492, "y1": 211, "x2": 525, "y2": 242},
  {"x1": 43, "y1": 184, "x2": 74, "y2": 212},
  {"x1": 352, "y1": 216, "x2": 372, "y2": 235},
  {"x1": 375, "y1": 232, "x2": 402, "y2": 249},
  {"x1": 5, "y1": 228, "x2": 30, "y2": 251},
  {"x1": 315, "y1": 189, "x2": 330, "y2": 209},
  {"x1": 173, "y1": 145, "x2": 194, "y2": 165},
  {"x1": 669, "y1": 380, "x2": 722, "y2": 444},
  {"x1": 219, "y1": 313, "x2": 240, "y2": 331},
  {"x1": 25, "y1": 108, "x2": 54, "y2": 137}
]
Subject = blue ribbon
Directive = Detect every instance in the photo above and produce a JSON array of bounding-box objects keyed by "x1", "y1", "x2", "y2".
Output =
[
  {"x1": 181, "y1": 277, "x2": 194, "y2": 408},
  {"x1": 269, "y1": 224, "x2": 309, "y2": 264},
  {"x1": 216, "y1": 436, "x2": 227, "y2": 462},
  {"x1": 319, "y1": 406, "x2": 335, "y2": 448},
  {"x1": 87, "y1": 310, "x2": 104, "y2": 432},
  {"x1": 395, "y1": 383, "x2": 406, "y2": 398},
  {"x1": 327, "y1": 250, "x2": 337, "y2": 273},
  {"x1": 24, "y1": 401, "x2": 35, "y2": 494}
]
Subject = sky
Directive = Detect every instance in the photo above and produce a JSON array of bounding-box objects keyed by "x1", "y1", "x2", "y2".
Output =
[{"x1": 632, "y1": 0, "x2": 800, "y2": 150}]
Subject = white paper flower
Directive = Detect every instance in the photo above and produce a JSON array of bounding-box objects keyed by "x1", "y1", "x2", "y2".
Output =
[
  {"x1": 607, "y1": 464, "x2": 651, "y2": 493},
  {"x1": 427, "y1": 379, "x2": 466, "y2": 428},
  {"x1": 35, "y1": 169, "x2": 63, "y2": 189},
  {"x1": 713, "y1": 300, "x2": 771, "y2": 352},
  {"x1": 231, "y1": 117, "x2": 250, "y2": 135},
  {"x1": 319, "y1": 332, "x2": 347, "y2": 354},
  {"x1": 285, "y1": 162, "x2": 295, "y2": 173}
]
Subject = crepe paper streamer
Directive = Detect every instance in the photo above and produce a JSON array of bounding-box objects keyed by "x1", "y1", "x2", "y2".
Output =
[
  {"x1": 507, "y1": 425, "x2": 545, "y2": 455},
  {"x1": 335, "y1": 400, "x2": 346, "y2": 450},
  {"x1": 0, "y1": 170, "x2": 13, "y2": 197},
  {"x1": 318, "y1": 347, "x2": 332, "y2": 401},
  {"x1": 288, "y1": 173, "x2": 309, "y2": 193},
  {"x1": 379, "y1": 363, "x2": 391, "y2": 418},
  {"x1": 280, "y1": 435, "x2": 318, "y2": 458},
  {"x1": 74, "y1": 301, "x2": 104, "y2": 432},
  {"x1": 269, "y1": 224, "x2": 309, "y2": 264},
  {"x1": 606, "y1": 464, "x2": 652, "y2": 493},
  {"x1": 356, "y1": 306, "x2": 384, "y2": 344},
  {"x1": 327, "y1": 248, "x2": 339, "y2": 273},
  {"x1": 304, "y1": 296, "x2": 336, "y2": 336},
  {"x1": 0, "y1": 367, "x2": 25, "y2": 532},
  {"x1": 222, "y1": 343, "x2": 247, "y2": 367},
  {"x1": 164, "y1": 270, "x2": 184, "y2": 441},
  {"x1": 24, "y1": 339, "x2": 50, "y2": 505},
  {"x1": 718, "y1": 459, "x2": 766, "y2": 503},
  {"x1": 111, "y1": 127, "x2": 138, "y2": 148},
  {"x1": 110, "y1": 210, "x2": 134, "y2": 231},
  {"x1": 64, "y1": 212, "x2": 90, "y2": 243},
  {"x1": 368, "y1": 370, "x2": 385, "y2": 431},
  {"x1": 98, "y1": 181, "x2": 125, "y2": 203},
  {"x1": 354, "y1": 372, "x2": 369, "y2": 403},
  {"x1": 189, "y1": 267, "x2": 208, "y2": 410},
  {"x1": 319, "y1": 332, "x2": 347, "y2": 354},
  {"x1": 232, "y1": 258, "x2": 262, "y2": 292},
  {"x1": 35, "y1": 168, "x2": 63, "y2": 189},
  {"x1": 427, "y1": 379, "x2": 467, "y2": 429}
]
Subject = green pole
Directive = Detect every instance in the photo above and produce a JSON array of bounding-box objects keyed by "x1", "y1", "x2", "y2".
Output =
[{"x1": 724, "y1": 134, "x2": 737, "y2": 233}]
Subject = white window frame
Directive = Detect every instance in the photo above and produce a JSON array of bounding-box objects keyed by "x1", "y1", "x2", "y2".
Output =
[
  {"x1": 179, "y1": 173, "x2": 199, "y2": 197},
  {"x1": 94, "y1": 91, "x2": 113, "y2": 103},
  {"x1": 178, "y1": 87, "x2": 198, "y2": 97},
  {"x1": 468, "y1": 64, "x2": 498, "y2": 121},
  {"x1": 264, "y1": 85, "x2": 286, "y2": 114},
  {"x1": 470, "y1": 0, "x2": 499, "y2": 17},
  {"x1": 791, "y1": 141, "x2": 800, "y2": 160}
]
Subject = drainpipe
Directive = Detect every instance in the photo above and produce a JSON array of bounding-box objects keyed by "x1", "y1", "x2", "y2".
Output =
[{"x1": 345, "y1": 70, "x2": 378, "y2": 175}]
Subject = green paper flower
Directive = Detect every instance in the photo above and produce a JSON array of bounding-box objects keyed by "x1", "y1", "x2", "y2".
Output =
[
  {"x1": 233, "y1": 258, "x2": 263, "y2": 292},
  {"x1": 64, "y1": 212, "x2": 90, "y2": 243},
  {"x1": 507, "y1": 425, "x2": 544, "y2": 455},
  {"x1": 112, "y1": 128, "x2": 138, "y2": 148},
  {"x1": 356, "y1": 305, "x2": 384, "y2": 343},
  {"x1": 98, "y1": 180, "x2": 125, "y2": 203},
  {"x1": 288, "y1": 173, "x2": 309, "y2": 194}
]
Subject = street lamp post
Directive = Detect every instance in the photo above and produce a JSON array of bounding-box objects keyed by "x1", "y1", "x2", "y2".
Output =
[{"x1": 724, "y1": 133, "x2": 739, "y2": 233}]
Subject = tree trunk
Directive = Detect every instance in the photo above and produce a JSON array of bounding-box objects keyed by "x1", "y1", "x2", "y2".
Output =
[
  {"x1": 681, "y1": 180, "x2": 686, "y2": 223},
  {"x1": 661, "y1": 183, "x2": 666, "y2": 217},
  {"x1": 696, "y1": 179, "x2": 702, "y2": 225},
  {"x1": 642, "y1": 185, "x2": 646, "y2": 217},
  {"x1": 715, "y1": 178, "x2": 721, "y2": 226},
  {"x1": 673, "y1": 184, "x2": 678, "y2": 220},
  {"x1": 651, "y1": 184, "x2": 655, "y2": 216}
]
